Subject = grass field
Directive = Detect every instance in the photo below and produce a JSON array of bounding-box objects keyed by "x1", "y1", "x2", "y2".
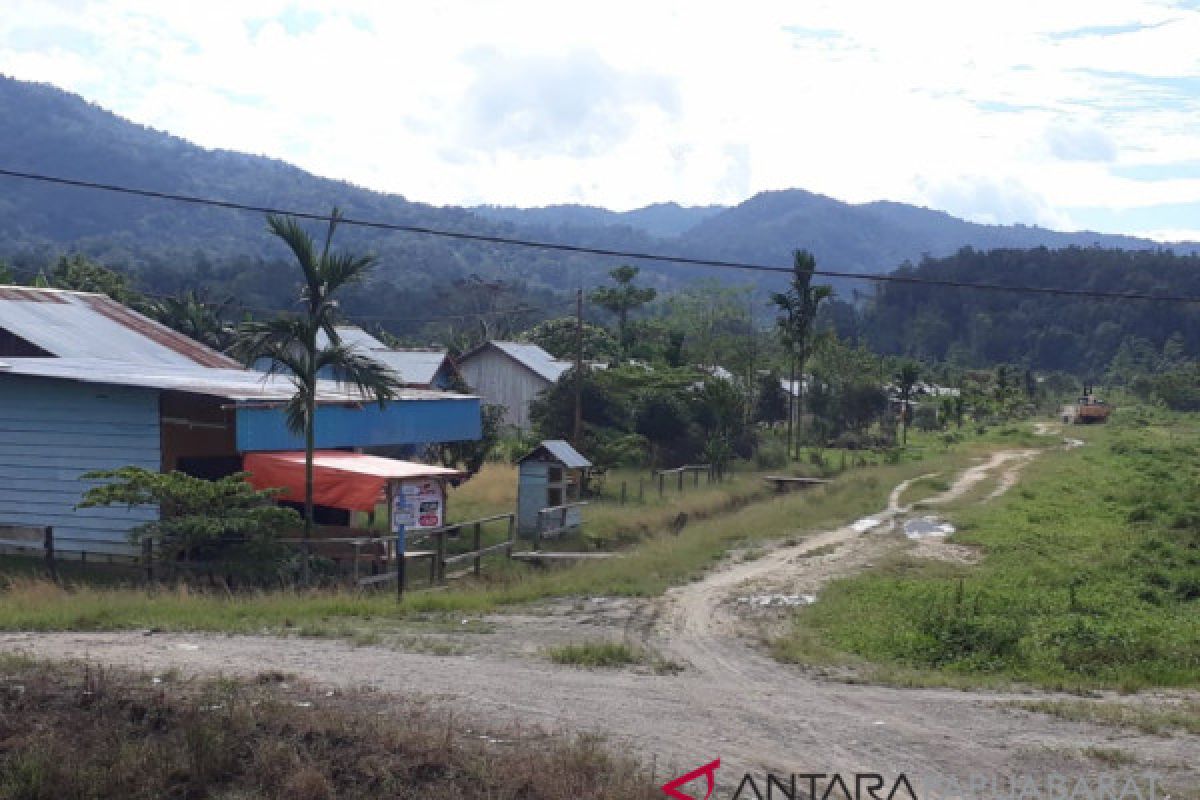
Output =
[
  {"x1": 0, "y1": 655, "x2": 657, "y2": 800},
  {"x1": 0, "y1": 429, "x2": 1003, "y2": 635},
  {"x1": 774, "y1": 408, "x2": 1200, "y2": 691}
]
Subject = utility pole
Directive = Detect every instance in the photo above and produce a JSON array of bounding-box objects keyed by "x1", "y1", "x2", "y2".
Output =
[{"x1": 573, "y1": 288, "x2": 583, "y2": 447}]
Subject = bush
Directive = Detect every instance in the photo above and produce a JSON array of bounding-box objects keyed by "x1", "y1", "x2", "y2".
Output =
[{"x1": 754, "y1": 440, "x2": 788, "y2": 469}]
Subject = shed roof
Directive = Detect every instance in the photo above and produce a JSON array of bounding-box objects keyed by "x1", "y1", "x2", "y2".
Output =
[
  {"x1": 243, "y1": 451, "x2": 461, "y2": 511},
  {"x1": 0, "y1": 286, "x2": 240, "y2": 368},
  {"x1": 518, "y1": 439, "x2": 592, "y2": 469},
  {"x1": 462, "y1": 341, "x2": 570, "y2": 383}
]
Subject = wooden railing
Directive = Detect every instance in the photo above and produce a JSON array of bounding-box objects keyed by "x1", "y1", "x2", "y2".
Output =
[{"x1": 532, "y1": 502, "x2": 587, "y2": 550}]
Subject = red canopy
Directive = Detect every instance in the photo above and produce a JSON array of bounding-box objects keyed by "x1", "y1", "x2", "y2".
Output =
[{"x1": 243, "y1": 451, "x2": 462, "y2": 512}]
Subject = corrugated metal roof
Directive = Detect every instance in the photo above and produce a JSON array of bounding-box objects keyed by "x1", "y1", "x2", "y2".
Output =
[
  {"x1": 519, "y1": 439, "x2": 592, "y2": 468},
  {"x1": 0, "y1": 357, "x2": 473, "y2": 404},
  {"x1": 315, "y1": 326, "x2": 450, "y2": 387},
  {"x1": 473, "y1": 341, "x2": 570, "y2": 383},
  {"x1": 0, "y1": 286, "x2": 240, "y2": 368}
]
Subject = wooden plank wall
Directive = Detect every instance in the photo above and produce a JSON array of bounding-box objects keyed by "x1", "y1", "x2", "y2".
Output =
[{"x1": 0, "y1": 374, "x2": 160, "y2": 555}]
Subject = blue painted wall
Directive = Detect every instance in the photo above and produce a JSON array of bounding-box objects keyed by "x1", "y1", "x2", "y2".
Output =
[
  {"x1": 0, "y1": 374, "x2": 160, "y2": 556},
  {"x1": 236, "y1": 396, "x2": 482, "y2": 452}
]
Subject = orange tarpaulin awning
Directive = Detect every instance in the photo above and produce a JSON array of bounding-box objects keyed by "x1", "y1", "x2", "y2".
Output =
[{"x1": 243, "y1": 451, "x2": 463, "y2": 512}]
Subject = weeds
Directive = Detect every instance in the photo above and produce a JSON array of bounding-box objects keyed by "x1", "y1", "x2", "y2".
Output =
[
  {"x1": 547, "y1": 641, "x2": 643, "y2": 668},
  {"x1": 0, "y1": 659, "x2": 658, "y2": 799}
]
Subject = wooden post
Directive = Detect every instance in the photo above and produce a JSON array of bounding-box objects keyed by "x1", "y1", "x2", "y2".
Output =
[
  {"x1": 435, "y1": 530, "x2": 447, "y2": 584},
  {"x1": 573, "y1": 288, "x2": 584, "y2": 447},
  {"x1": 473, "y1": 521, "x2": 482, "y2": 578},
  {"x1": 43, "y1": 526, "x2": 58, "y2": 585},
  {"x1": 658, "y1": 472, "x2": 664, "y2": 498},
  {"x1": 352, "y1": 541, "x2": 361, "y2": 586},
  {"x1": 142, "y1": 537, "x2": 153, "y2": 584},
  {"x1": 533, "y1": 511, "x2": 542, "y2": 553},
  {"x1": 506, "y1": 514, "x2": 516, "y2": 558},
  {"x1": 694, "y1": 469, "x2": 700, "y2": 488},
  {"x1": 678, "y1": 469, "x2": 684, "y2": 493}
]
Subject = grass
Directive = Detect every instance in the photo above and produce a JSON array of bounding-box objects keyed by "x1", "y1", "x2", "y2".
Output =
[
  {"x1": 1012, "y1": 698, "x2": 1200, "y2": 735},
  {"x1": 774, "y1": 408, "x2": 1200, "y2": 691},
  {"x1": 547, "y1": 640, "x2": 642, "y2": 668},
  {"x1": 0, "y1": 657, "x2": 658, "y2": 799}
]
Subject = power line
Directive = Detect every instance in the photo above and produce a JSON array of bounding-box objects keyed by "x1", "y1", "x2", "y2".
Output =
[
  {"x1": 3, "y1": 263, "x2": 572, "y2": 324},
  {"x1": 1, "y1": 166, "x2": 1198, "y2": 304}
]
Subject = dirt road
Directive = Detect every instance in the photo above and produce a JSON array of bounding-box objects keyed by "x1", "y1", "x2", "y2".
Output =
[{"x1": 2, "y1": 444, "x2": 1195, "y2": 794}]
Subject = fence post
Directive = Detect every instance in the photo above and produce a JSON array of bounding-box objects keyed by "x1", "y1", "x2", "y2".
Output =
[
  {"x1": 506, "y1": 514, "x2": 516, "y2": 558},
  {"x1": 533, "y1": 510, "x2": 542, "y2": 552},
  {"x1": 473, "y1": 522, "x2": 482, "y2": 578},
  {"x1": 141, "y1": 537, "x2": 153, "y2": 584},
  {"x1": 435, "y1": 531, "x2": 447, "y2": 584},
  {"x1": 694, "y1": 469, "x2": 700, "y2": 488},
  {"x1": 678, "y1": 469, "x2": 684, "y2": 493},
  {"x1": 658, "y1": 472, "x2": 664, "y2": 498},
  {"x1": 43, "y1": 526, "x2": 58, "y2": 585}
]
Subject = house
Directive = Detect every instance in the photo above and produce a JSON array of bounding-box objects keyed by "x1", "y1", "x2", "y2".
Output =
[
  {"x1": 457, "y1": 341, "x2": 571, "y2": 430},
  {"x1": 0, "y1": 287, "x2": 480, "y2": 556},
  {"x1": 259, "y1": 325, "x2": 461, "y2": 390}
]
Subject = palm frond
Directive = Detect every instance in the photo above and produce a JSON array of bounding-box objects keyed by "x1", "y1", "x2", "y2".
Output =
[
  {"x1": 315, "y1": 344, "x2": 401, "y2": 406},
  {"x1": 320, "y1": 250, "x2": 376, "y2": 295},
  {"x1": 266, "y1": 214, "x2": 321, "y2": 302}
]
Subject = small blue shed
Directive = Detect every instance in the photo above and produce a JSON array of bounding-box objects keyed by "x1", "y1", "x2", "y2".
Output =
[{"x1": 516, "y1": 440, "x2": 591, "y2": 537}]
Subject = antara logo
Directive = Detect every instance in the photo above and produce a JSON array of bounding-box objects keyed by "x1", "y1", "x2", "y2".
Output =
[{"x1": 661, "y1": 759, "x2": 721, "y2": 800}]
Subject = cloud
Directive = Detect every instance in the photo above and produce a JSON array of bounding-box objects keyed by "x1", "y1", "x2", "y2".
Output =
[
  {"x1": 1045, "y1": 124, "x2": 1117, "y2": 161},
  {"x1": 0, "y1": 0, "x2": 1199, "y2": 237},
  {"x1": 455, "y1": 48, "x2": 679, "y2": 159}
]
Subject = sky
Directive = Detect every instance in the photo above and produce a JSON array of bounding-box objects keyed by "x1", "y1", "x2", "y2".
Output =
[{"x1": 2, "y1": 0, "x2": 1200, "y2": 240}]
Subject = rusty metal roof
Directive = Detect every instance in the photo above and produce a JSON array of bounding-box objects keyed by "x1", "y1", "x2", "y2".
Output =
[{"x1": 0, "y1": 286, "x2": 239, "y2": 368}]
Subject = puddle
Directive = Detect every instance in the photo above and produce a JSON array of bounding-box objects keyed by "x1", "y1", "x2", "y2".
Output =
[
  {"x1": 737, "y1": 593, "x2": 816, "y2": 608},
  {"x1": 903, "y1": 517, "x2": 956, "y2": 540}
]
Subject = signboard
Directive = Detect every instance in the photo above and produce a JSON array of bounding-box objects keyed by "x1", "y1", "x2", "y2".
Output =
[{"x1": 391, "y1": 479, "x2": 445, "y2": 532}]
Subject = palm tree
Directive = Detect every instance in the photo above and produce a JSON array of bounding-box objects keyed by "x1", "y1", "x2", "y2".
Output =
[
  {"x1": 233, "y1": 209, "x2": 401, "y2": 585},
  {"x1": 770, "y1": 250, "x2": 833, "y2": 459},
  {"x1": 151, "y1": 289, "x2": 236, "y2": 351},
  {"x1": 895, "y1": 361, "x2": 921, "y2": 446}
]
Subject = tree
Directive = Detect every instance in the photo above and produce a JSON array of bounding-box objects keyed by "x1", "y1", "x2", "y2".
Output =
[
  {"x1": 753, "y1": 371, "x2": 790, "y2": 425},
  {"x1": 232, "y1": 209, "x2": 401, "y2": 585},
  {"x1": 45, "y1": 254, "x2": 147, "y2": 310},
  {"x1": 522, "y1": 317, "x2": 619, "y2": 361},
  {"x1": 771, "y1": 250, "x2": 833, "y2": 458},
  {"x1": 79, "y1": 468, "x2": 299, "y2": 582},
  {"x1": 590, "y1": 265, "x2": 656, "y2": 354},
  {"x1": 151, "y1": 289, "x2": 236, "y2": 351},
  {"x1": 894, "y1": 360, "x2": 921, "y2": 446}
]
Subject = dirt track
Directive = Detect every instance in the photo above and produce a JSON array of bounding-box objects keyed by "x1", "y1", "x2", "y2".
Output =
[{"x1": 2, "y1": 441, "x2": 1196, "y2": 795}]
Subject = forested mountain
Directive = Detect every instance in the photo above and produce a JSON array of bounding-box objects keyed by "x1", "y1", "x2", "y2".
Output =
[
  {"x1": 2, "y1": 73, "x2": 1199, "y2": 359},
  {"x1": 855, "y1": 247, "x2": 1200, "y2": 377}
]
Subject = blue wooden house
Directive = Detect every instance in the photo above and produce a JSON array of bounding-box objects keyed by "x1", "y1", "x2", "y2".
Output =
[{"x1": 0, "y1": 287, "x2": 480, "y2": 557}]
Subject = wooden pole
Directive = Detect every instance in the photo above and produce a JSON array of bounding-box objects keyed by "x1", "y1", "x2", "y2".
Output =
[
  {"x1": 473, "y1": 521, "x2": 482, "y2": 578},
  {"x1": 573, "y1": 287, "x2": 584, "y2": 447},
  {"x1": 44, "y1": 526, "x2": 58, "y2": 585},
  {"x1": 506, "y1": 513, "x2": 515, "y2": 558}
]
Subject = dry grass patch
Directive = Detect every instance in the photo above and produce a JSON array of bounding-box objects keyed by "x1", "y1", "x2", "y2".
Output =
[{"x1": 0, "y1": 656, "x2": 657, "y2": 800}]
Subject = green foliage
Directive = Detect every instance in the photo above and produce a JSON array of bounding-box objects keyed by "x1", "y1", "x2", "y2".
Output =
[
  {"x1": 1152, "y1": 363, "x2": 1200, "y2": 411},
  {"x1": 521, "y1": 316, "x2": 619, "y2": 361},
  {"x1": 864, "y1": 247, "x2": 1200, "y2": 376},
  {"x1": 590, "y1": 265, "x2": 657, "y2": 353},
  {"x1": 44, "y1": 254, "x2": 148, "y2": 310},
  {"x1": 547, "y1": 641, "x2": 642, "y2": 668},
  {"x1": 78, "y1": 468, "x2": 299, "y2": 578},
  {"x1": 753, "y1": 370, "x2": 789, "y2": 424},
  {"x1": 435, "y1": 404, "x2": 506, "y2": 478},
  {"x1": 149, "y1": 289, "x2": 236, "y2": 351}
]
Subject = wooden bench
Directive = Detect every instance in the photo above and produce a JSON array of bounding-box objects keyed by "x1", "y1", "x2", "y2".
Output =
[
  {"x1": 763, "y1": 476, "x2": 831, "y2": 493},
  {"x1": 0, "y1": 524, "x2": 57, "y2": 581}
]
